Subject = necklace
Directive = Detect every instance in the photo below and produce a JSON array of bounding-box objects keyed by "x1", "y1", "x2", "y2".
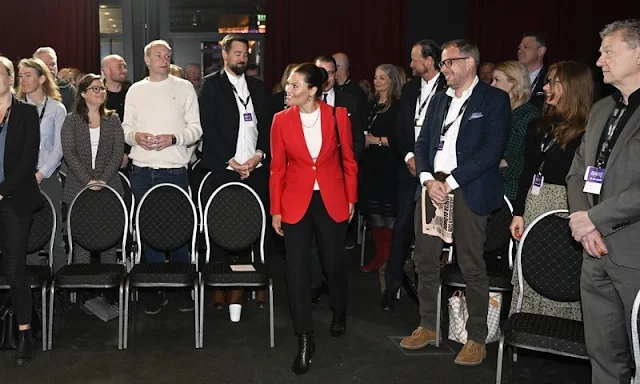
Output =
[{"x1": 301, "y1": 109, "x2": 320, "y2": 128}]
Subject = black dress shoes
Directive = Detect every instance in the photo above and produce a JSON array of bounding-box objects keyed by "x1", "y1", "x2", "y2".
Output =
[
  {"x1": 330, "y1": 310, "x2": 346, "y2": 337},
  {"x1": 380, "y1": 292, "x2": 396, "y2": 311},
  {"x1": 16, "y1": 329, "x2": 35, "y2": 367},
  {"x1": 292, "y1": 331, "x2": 315, "y2": 375},
  {"x1": 310, "y1": 287, "x2": 322, "y2": 305}
]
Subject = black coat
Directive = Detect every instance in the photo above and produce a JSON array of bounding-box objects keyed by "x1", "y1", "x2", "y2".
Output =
[
  {"x1": 529, "y1": 66, "x2": 548, "y2": 111},
  {"x1": 0, "y1": 97, "x2": 42, "y2": 214}
]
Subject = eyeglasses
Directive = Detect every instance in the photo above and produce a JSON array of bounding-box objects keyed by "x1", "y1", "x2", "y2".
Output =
[
  {"x1": 86, "y1": 86, "x2": 107, "y2": 93},
  {"x1": 437, "y1": 57, "x2": 469, "y2": 69},
  {"x1": 544, "y1": 78, "x2": 561, "y2": 85}
]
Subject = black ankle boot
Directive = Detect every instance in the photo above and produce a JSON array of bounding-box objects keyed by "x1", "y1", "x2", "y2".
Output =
[
  {"x1": 16, "y1": 329, "x2": 35, "y2": 367},
  {"x1": 330, "y1": 310, "x2": 346, "y2": 337},
  {"x1": 292, "y1": 331, "x2": 315, "y2": 375}
]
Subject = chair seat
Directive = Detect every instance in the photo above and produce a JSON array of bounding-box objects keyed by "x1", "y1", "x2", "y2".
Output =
[
  {"x1": 503, "y1": 312, "x2": 587, "y2": 357},
  {"x1": 203, "y1": 262, "x2": 268, "y2": 286},
  {"x1": 442, "y1": 263, "x2": 512, "y2": 290},
  {"x1": 0, "y1": 265, "x2": 51, "y2": 287},
  {"x1": 129, "y1": 263, "x2": 196, "y2": 286},
  {"x1": 56, "y1": 264, "x2": 126, "y2": 287}
]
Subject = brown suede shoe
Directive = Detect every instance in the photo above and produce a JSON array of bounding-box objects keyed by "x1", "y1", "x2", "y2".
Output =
[
  {"x1": 255, "y1": 289, "x2": 266, "y2": 309},
  {"x1": 226, "y1": 288, "x2": 245, "y2": 305},
  {"x1": 211, "y1": 290, "x2": 225, "y2": 309},
  {"x1": 454, "y1": 340, "x2": 486, "y2": 366},
  {"x1": 399, "y1": 327, "x2": 438, "y2": 350}
]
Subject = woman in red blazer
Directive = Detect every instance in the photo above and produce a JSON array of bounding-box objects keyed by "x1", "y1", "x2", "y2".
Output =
[{"x1": 270, "y1": 63, "x2": 357, "y2": 375}]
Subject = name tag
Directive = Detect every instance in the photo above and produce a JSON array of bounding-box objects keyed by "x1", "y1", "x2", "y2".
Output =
[
  {"x1": 437, "y1": 135, "x2": 445, "y2": 151},
  {"x1": 583, "y1": 166, "x2": 605, "y2": 195},
  {"x1": 531, "y1": 173, "x2": 544, "y2": 195},
  {"x1": 243, "y1": 113, "x2": 253, "y2": 122}
]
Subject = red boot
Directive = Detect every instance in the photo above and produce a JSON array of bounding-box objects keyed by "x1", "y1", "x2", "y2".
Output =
[{"x1": 361, "y1": 227, "x2": 391, "y2": 272}]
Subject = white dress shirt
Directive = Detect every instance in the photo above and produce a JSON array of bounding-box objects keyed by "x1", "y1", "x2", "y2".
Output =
[
  {"x1": 322, "y1": 88, "x2": 336, "y2": 107},
  {"x1": 528, "y1": 66, "x2": 543, "y2": 89},
  {"x1": 405, "y1": 72, "x2": 441, "y2": 163},
  {"x1": 26, "y1": 95, "x2": 67, "y2": 178},
  {"x1": 300, "y1": 109, "x2": 322, "y2": 190},
  {"x1": 89, "y1": 126, "x2": 100, "y2": 169},
  {"x1": 225, "y1": 68, "x2": 261, "y2": 170},
  {"x1": 419, "y1": 76, "x2": 480, "y2": 191}
]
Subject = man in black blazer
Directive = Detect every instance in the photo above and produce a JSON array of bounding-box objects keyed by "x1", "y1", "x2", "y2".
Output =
[
  {"x1": 399, "y1": 40, "x2": 511, "y2": 366},
  {"x1": 517, "y1": 31, "x2": 548, "y2": 110},
  {"x1": 199, "y1": 34, "x2": 272, "y2": 308},
  {"x1": 382, "y1": 39, "x2": 447, "y2": 310}
]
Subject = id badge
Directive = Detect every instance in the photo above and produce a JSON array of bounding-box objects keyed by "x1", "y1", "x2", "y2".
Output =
[
  {"x1": 437, "y1": 135, "x2": 445, "y2": 151},
  {"x1": 531, "y1": 173, "x2": 544, "y2": 195},
  {"x1": 583, "y1": 166, "x2": 606, "y2": 195},
  {"x1": 243, "y1": 112, "x2": 253, "y2": 122}
]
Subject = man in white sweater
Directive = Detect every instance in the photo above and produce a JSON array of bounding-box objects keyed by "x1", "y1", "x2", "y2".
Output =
[{"x1": 123, "y1": 39, "x2": 202, "y2": 315}]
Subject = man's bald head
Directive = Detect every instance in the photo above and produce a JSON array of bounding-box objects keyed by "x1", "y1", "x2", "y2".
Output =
[
  {"x1": 101, "y1": 54, "x2": 128, "y2": 86},
  {"x1": 332, "y1": 52, "x2": 350, "y2": 85}
]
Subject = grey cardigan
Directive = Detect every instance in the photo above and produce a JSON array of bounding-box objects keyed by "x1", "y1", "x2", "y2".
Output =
[{"x1": 61, "y1": 112, "x2": 124, "y2": 205}]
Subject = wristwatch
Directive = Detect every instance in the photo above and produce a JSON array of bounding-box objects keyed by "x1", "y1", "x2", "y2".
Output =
[
  {"x1": 171, "y1": 135, "x2": 177, "y2": 145},
  {"x1": 377, "y1": 138, "x2": 383, "y2": 147}
]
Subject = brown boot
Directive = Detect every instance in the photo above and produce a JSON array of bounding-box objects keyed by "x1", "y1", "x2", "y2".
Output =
[
  {"x1": 211, "y1": 290, "x2": 225, "y2": 309},
  {"x1": 255, "y1": 288, "x2": 266, "y2": 309},
  {"x1": 399, "y1": 327, "x2": 438, "y2": 350},
  {"x1": 454, "y1": 340, "x2": 486, "y2": 366},
  {"x1": 226, "y1": 288, "x2": 245, "y2": 305}
]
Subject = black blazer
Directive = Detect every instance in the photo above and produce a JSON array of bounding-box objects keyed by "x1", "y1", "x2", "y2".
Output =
[
  {"x1": 199, "y1": 70, "x2": 272, "y2": 172},
  {"x1": 415, "y1": 81, "x2": 511, "y2": 215},
  {"x1": 529, "y1": 66, "x2": 548, "y2": 111},
  {"x1": 334, "y1": 90, "x2": 364, "y2": 162},
  {"x1": 0, "y1": 97, "x2": 42, "y2": 214},
  {"x1": 394, "y1": 75, "x2": 447, "y2": 181}
]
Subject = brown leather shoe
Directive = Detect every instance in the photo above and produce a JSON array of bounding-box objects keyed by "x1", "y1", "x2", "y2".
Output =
[
  {"x1": 211, "y1": 290, "x2": 225, "y2": 309},
  {"x1": 255, "y1": 289, "x2": 266, "y2": 309},
  {"x1": 454, "y1": 340, "x2": 486, "y2": 366},
  {"x1": 226, "y1": 288, "x2": 245, "y2": 305},
  {"x1": 399, "y1": 327, "x2": 438, "y2": 350}
]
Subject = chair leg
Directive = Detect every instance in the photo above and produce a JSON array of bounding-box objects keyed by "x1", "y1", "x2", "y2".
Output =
[
  {"x1": 269, "y1": 280, "x2": 275, "y2": 348},
  {"x1": 199, "y1": 279, "x2": 205, "y2": 348},
  {"x1": 496, "y1": 334, "x2": 505, "y2": 384},
  {"x1": 41, "y1": 284, "x2": 47, "y2": 352},
  {"x1": 194, "y1": 279, "x2": 199, "y2": 349},
  {"x1": 48, "y1": 281, "x2": 55, "y2": 350},
  {"x1": 512, "y1": 346, "x2": 518, "y2": 363},
  {"x1": 123, "y1": 279, "x2": 130, "y2": 349},
  {"x1": 357, "y1": 214, "x2": 363, "y2": 245},
  {"x1": 118, "y1": 281, "x2": 124, "y2": 350},
  {"x1": 435, "y1": 284, "x2": 442, "y2": 348},
  {"x1": 360, "y1": 222, "x2": 367, "y2": 267}
]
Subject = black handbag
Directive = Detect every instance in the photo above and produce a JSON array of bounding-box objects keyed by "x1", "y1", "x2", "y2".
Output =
[{"x1": 0, "y1": 298, "x2": 19, "y2": 350}]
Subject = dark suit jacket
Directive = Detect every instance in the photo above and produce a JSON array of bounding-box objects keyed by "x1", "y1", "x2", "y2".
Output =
[
  {"x1": 199, "y1": 70, "x2": 272, "y2": 172},
  {"x1": 529, "y1": 66, "x2": 548, "y2": 110},
  {"x1": 334, "y1": 90, "x2": 364, "y2": 162},
  {"x1": 415, "y1": 81, "x2": 511, "y2": 215},
  {"x1": 60, "y1": 113, "x2": 125, "y2": 205},
  {"x1": 394, "y1": 74, "x2": 447, "y2": 182},
  {"x1": 0, "y1": 97, "x2": 42, "y2": 214}
]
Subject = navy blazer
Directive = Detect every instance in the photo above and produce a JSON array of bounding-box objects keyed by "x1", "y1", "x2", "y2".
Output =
[{"x1": 415, "y1": 81, "x2": 511, "y2": 215}]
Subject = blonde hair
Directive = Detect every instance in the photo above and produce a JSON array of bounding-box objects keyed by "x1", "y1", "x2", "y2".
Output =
[
  {"x1": 0, "y1": 56, "x2": 15, "y2": 91},
  {"x1": 375, "y1": 64, "x2": 403, "y2": 112},
  {"x1": 144, "y1": 40, "x2": 171, "y2": 56},
  {"x1": 169, "y1": 64, "x2": 183, "y2": 77},
  {"x1": 16, "y1": 58, "x2": 62, "y2": 102},
  {"x1": 494, "y1": 61, "x2": 531, "y2": 109}
]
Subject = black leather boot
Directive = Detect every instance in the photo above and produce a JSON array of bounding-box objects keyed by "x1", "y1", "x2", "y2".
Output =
[
  {"x1": 292, "y1": 331, "x2": 315, "y2": 375},
  {"x1": 330, "y1": 310, "x2": 346, "y2": 337},
  {"x1": 16, "y1": 329, "x2": 35, "y2": 367}
]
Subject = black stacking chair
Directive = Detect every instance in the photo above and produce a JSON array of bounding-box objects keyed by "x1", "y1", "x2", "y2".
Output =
[
  {"x1": 632, "y1": 288, "x2": 640, "y2": 384},
  {"x1": 0, "y1": 190, "x2": 55, "y2": 351},
  {"x1": 48, "y1": 184, "x2": 128, "y2": 350},
  {"x1": 123, "y1": 183, "x2": 199, "y2": 349},
  {"x1": 496, "y1": 209, "x2": 587, "y2": 384},
  {"x1": 199, "y1": 182, "x2": 274, "y2": 348},
  {"x1": 197, "y1": 171, "x2": 214, "y2": 234},
  {"x1": 435, "y1": 196, "x2": 514, "y2": 347},
  {"x1": 118, "y1": 172, "x2": 135, "y2": 270}
]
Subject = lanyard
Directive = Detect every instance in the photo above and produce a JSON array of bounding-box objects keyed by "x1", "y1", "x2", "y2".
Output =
[
  {"x1": 441, "y1": 96, "x2": 469, "y2": 136},
  {"x1": 415, "y1": 82, "x2": 438, "y2": 122},
  {"x1": 0, "y1": 105, "x2": 11, "y2": 133},
  {"x1": 231, "y1": 84, "x2": 251, "y2": 111},
  {"x1": 596, "y1": 103, "x2": 627, "y2": 168},
  {"x1": 530, "y1": 70, "x2": 543, "y2": 92},
  {"x1": 368, "y1": 104, "x2": 384, "y2": 130},
  {"x1": 25, "y1": 96, "x2": 48, "y2": 124},
  {"x1": 536, "y1": 130, "x2": 557, "y2": 174}
]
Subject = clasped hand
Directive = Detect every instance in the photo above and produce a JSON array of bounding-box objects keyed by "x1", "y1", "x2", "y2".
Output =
[
  {"x1": 425, "y1": 180, "x2": 451, "y2": 205},
  {"x1": 569, "y1": 211, "x2": 608, "y2": 258},
  {"x1": 135, "y1": 132, "x2": 174, "y2": 151}
]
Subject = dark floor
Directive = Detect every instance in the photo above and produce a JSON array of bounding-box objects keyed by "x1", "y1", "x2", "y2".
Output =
[{"x1": 1, "y1": 242, "x2": 591, "y2": 384}]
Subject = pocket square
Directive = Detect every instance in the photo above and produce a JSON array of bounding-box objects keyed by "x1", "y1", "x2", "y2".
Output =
[{"x1": 468, "y1": 112, "x2": 483, "y2": 120}]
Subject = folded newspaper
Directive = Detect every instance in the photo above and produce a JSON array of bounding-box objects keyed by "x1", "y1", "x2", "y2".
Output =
[{"x1": 421, "y1": 188, "x2": 454, "y2": 243}]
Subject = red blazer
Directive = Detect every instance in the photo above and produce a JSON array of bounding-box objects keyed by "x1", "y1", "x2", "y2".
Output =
[{"x1": 270, "y1": 102, "x2": 358, "y2": 224}]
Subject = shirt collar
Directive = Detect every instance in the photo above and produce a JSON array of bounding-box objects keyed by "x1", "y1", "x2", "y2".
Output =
[
  {"x1": 224, "y1": 68, "x2": 246, "y2": 86},
  {"x1": 446, "y1": 76, "x2": 479, "y2": 99},
  {"x1": 25, "y1": 94, "x2": 48, "y2": 107},
  {"x1": 324, "y1": 88, "x2": 335, "y2": 97},
  {"x1": 530, "y1": 66, "x2": 543, "y2": 78},
  {"x1": 421, "y1": 72, "x2": 441, "y2": 89}
]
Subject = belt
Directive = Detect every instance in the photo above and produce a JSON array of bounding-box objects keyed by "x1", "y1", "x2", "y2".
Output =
[
  {"x1": 132, "y1": 165, "x2": 186, "y2": 171},
  {"x1": 433, "y1": 172, "x2": 450, "y2": 182}
]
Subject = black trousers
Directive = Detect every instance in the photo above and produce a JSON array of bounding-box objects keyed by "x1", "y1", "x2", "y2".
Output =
[
  {"x1": 384, "y1": 178, "x2": 418, "y2": 295},
  {"x1": 282, "y1": 192, "x2": 348, "y2": 334},
  {"x1": 0, "y1": 200, "x2": 34, "y2": 325}
]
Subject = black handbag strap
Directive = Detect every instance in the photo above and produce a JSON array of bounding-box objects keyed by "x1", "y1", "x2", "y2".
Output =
[{"x1": 332, "y1": 106, "x2": 344, "y2": 174}]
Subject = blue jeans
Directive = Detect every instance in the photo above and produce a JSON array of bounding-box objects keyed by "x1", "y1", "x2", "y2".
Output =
[{"x1": 129, "y1": 165, "x2": 190, "y2": 264}]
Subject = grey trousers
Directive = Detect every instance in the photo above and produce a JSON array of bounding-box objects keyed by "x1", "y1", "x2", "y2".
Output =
[
  {"x1": 581, "y1": 255, "x2": 640, "y2": 384},
  {"x1": 413, "y1": 188, "x2": 489, "y2": 343}
]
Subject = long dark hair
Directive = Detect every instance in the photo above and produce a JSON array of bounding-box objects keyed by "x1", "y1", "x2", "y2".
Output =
[{"x1": 74, "y1": 73, "x2": 113, "y2": 124}]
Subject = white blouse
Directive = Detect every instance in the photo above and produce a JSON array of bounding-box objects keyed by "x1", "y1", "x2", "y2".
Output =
[
  {"x1": 89, "y1": 126, "x2": 100, "y2": 169},
  {"x1": 300, "y1": 109, "x2": 322, "y2": 190}
]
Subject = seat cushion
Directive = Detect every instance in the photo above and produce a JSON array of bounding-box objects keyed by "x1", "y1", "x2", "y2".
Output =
[
  {"x1": 442, "y1": 263, "x2": 512, "y2": 290},
  {"x1": 129, "y1": 263, "x2": 196, "y2": 286},
  {"x1": 503, "y1": 312, "x2": 587, "y2": 357},
  {"x1": 56, "y1": 264, "x2": 125, "y2": 287},
  {"x1": 203, "y1": 262, "x2": 268, "y2": 286},
  {"x1": 0, "y1": 265, "x2": 51, "y2": 288}
]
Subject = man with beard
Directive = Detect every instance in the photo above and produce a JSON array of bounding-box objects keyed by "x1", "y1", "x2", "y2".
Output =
[
  {"x1": 199, "y1": 34, "x2": 272, "y2": 314},
  {"x1": 102, "y1": 54, "x2": 130, "y2": 169}
]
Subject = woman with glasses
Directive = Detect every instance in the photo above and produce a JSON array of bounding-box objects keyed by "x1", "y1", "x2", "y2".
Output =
[
  {"x1": 61, "y1": 74, "x2": 124, "y2": 264},
  {"x1": 508, "y1": 61, "x2": 593, "y2": 321}
]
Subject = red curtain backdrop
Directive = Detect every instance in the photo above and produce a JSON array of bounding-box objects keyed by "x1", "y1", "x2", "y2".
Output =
[
  {"x1": 465, "y1": 0, "x2": 637, "y2": 65},
  {"x1": 265, "y1": 0, "x2": 407, "y2": 90},
  {"x1": 0, "y1": 0, "x2": 100, "y2": 74}
]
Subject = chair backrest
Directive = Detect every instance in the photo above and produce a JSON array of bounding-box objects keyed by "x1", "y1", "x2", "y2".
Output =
[
  {"x1": 484, "y1": 196, "x2": 515, "y2": 268},
  {"x1": 27, "y1": 190, "x2": 56, "y2": 264},
  {"x1": 134, "y1": 183, "x2": 197, "y2": 264},
  {"x1": 118, "y1": 172, "x2": 135, "y2": 231},
  {"x1": 515, "y1": 209, "x2": 583, "y2": 311},
  {"x1": 197, "y1": 171, "x2": 213, "y2": 233},
  {"x1": 67, "y1": 184, "x2": 128, "y2": 264},
  {"x1": 204, "y1": 182, "x2": 265, "y2": 263},
  {"x1": 632, "y1": 288, "x2": 640, "y2": 384}
]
